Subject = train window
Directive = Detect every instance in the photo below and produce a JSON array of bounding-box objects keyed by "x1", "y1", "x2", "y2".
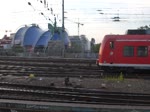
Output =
[
  {"x1": 137, "y1": 46, "x2": 148, "y2": 57},
  {"x1": 123, "y1": 46, "x2": 134, "y2": 57},
  {"x1": 110, "y1": 41, "x2": 114, "y2": 49}
]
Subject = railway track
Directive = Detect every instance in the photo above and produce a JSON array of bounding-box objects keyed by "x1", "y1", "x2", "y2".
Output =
[
  {"x1": 0, "y1": 56, "x2": 149, "y2": 110},
  {"x1": 0, "y1": 82, "x2": 150, "y2": 106},
  {"x1": 0, "y1": 56, "x2": 102, "y2": 78},
  {"x1": 0, "y1": 56, "x2": 149, "y2": 79}
]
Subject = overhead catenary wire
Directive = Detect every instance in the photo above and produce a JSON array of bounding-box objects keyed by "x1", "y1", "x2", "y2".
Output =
[{"x1": 25, "y1": 0, "x2": 59, "y2": 25}]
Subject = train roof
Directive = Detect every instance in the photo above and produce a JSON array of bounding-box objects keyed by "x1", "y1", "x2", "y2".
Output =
[{"x1": 103, "y1": 34, "x2": 150, "y2": 43}]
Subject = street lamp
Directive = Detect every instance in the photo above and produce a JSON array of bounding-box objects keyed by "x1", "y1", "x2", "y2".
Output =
[{"x1": 77, "y1": 22, "x2": 84, "y2": 38}]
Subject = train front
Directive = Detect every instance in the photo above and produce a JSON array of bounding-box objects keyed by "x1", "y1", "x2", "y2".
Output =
[{"x1": 96, "y1": 35, "x2": 109, "y2": 67}]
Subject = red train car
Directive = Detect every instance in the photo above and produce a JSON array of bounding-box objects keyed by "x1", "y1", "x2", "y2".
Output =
[{"x1": 97, "y1": 34, "x2": 150, "y2": 72}]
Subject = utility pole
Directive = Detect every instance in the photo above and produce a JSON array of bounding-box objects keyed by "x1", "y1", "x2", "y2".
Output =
[
  {"x1": 65, "y1": 18, "x2": 84, "y2": 57},
  {"x1": 62, "y1": 0, "x2": 65, "y2": 57},
  {"x1": 75, "y1": 18, "x2": 84, "y2": 37},
  {"x1": 75, "y1": 19, "x2": 84, "y2": 57},
  {"x1": 65, "y1": 18, "x2": 84, "y2": 37},
  {"x1": 62, "y1": 0, "x2": 64, "y2": 31}
]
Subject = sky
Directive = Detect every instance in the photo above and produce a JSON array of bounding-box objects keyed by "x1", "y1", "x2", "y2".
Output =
[{"x1": 0, "y1": 0, "x2": 150, "y2": 43}]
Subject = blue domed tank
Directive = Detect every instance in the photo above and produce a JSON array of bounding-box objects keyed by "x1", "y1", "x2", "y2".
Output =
[
  {"x1": 63, "y1": 31, "x2": 70, "y2": 46},
  {"x1": 51, "y1": 32, "x2": 61, "y2": 40},
  {"x1": 51, "y1": 29, "x2": 70, "y2": 47},
  {"x1": 35, "y1": 30, "x2": 52, "y2": 47},
  {"x1": 13, "y1": 25, "x2": 28, "y2": 46},
  {"x1": 23, "y1": 25, "x2": 43, "y2": 47}
]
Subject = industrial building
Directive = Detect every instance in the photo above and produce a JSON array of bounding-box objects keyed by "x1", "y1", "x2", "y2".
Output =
[
  {"x1": 1, "y1": 24, "x2": 93, "y2": 58},
  {"x1": 12, "y1": 24, "x2": 70, "y2": 56}
]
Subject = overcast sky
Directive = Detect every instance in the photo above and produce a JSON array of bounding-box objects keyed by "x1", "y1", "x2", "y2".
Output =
[{"x1": 0, "y1": 0, "x2": 150, "y2": 43}]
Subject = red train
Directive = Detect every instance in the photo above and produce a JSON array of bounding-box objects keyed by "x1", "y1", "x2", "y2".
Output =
[{"x1": 97, "y1": 31, "x2": 150, "y2": 72}]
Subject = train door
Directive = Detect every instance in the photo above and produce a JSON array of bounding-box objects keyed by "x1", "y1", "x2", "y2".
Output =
[
  {"x1": 109, "y1": 40, "x2": 115, "y2": 64},
  {"x1": 148, "y1": 46, "x2": 150, "y2": 56}
]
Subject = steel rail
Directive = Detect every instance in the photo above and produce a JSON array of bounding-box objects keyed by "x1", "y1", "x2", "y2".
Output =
[{"x1": 0, "y1": 82, "x2": 149, "y2": 106}]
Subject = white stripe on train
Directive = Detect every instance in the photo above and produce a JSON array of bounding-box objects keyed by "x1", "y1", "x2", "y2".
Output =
[{"x1": 98, "y1": 63, "x2": 150, "y2": 69}]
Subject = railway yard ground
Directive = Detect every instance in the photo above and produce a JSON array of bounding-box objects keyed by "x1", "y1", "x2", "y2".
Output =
[
  {"x1": 0, "y1": 56, "x2": 149, "y2": 112},
  {"x1": 0, "y1": 56, "x2": 149, "y2": 94},
  {"x1": 1, "y1": 75, "x2": 150, "y2": 94}
]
